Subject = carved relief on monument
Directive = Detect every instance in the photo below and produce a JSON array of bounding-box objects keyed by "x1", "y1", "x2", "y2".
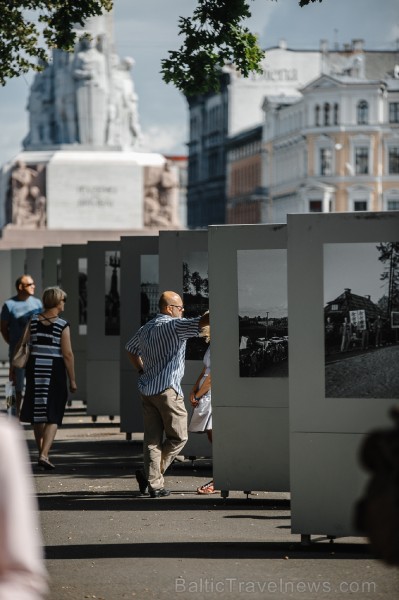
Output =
[
  {"x1": 143, "y1": 162, "x2": 180, "y2": 228},
  {"x1": 7, "y1": 162, "x2": 47, "y2": 228}
]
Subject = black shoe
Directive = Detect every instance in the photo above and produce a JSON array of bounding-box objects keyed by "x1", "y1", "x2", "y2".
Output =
[
  {"x1": 135, "y1": 469, "x2": 149, "y2": 495},
  {"x1": 149, "y1": 487, "x2": 171, "y2": 498}
]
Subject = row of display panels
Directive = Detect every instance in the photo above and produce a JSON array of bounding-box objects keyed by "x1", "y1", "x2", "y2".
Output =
[{"x1": 1, "y1": 211, "x2": 398, "y2": 537}]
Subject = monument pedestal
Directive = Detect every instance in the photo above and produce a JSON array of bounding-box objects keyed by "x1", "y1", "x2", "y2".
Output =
[
  {"x1": 46, "y1": 150, "x2": 162, "y2": 230},
  {"x1": 0, "y1": 148, "x2": 181, "y2": 246}
]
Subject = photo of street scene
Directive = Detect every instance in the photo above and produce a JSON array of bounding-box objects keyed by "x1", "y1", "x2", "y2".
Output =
[
  {"x1": 183, "y1": 252, "x2": 209, "y2": 360},
  {"x1": 140, "y1": 254, "x2": 159, "y2": 325},
  {"x1": 105, "y1": 250, "x2": 120, "y2": 336},
  {"x1": 238, "y1": 249, "x2": 288, "y2": 378},
  {"x1": 324, "y1": 242, "x2": 399, "y2": 398},
  {"x1": 78, "y1": 257, "x2": 87, "y2": 335}
]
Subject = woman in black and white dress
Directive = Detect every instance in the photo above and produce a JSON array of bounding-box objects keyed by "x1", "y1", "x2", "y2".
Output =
[
  {"x1": 20, "y1": 287, "x2": 77, "y2": 469},
  {"x1": 188, "y1": 324, "x2": 215, "y2": 494}
]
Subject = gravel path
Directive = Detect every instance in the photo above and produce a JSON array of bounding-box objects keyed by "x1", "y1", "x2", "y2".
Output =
[{"x1": 326, "y1": 345, "x2": 399, "y2": 398}]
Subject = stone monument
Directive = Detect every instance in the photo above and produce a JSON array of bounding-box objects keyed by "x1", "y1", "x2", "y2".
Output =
[{"x1": 0, "y1": 8, "x2": 181, "y2": 242}]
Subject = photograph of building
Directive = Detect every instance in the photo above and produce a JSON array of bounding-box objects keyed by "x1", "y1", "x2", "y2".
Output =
[{"x1": 324, "y1": 242, "x2": 399, "y2": 398}]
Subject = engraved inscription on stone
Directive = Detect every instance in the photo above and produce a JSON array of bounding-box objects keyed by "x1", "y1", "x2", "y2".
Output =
[{"x1": 77, "y1": 185, "x2": 117, "y2": 209}]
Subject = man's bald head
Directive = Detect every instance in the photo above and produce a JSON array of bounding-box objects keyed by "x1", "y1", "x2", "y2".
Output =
[{"x1": 159, "y1": 291, "x2": 184, "y2": 316}]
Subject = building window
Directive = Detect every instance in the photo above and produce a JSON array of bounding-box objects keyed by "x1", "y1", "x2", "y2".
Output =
[
  {"x1": 324, "y1": 103, "x2": 330, "y2": 126},
  {"x1": 357, "y1": 100, "x2": 369, "y2": 125},
  {"x1": 208, "y1": 150, "x2": 219, "y2": 177},
  {"x1": 388, "y1": 146, "x2": 399, "y2": 174},
  {"x1": 189, "y1": 156, "x2": 198, "y2": 182},
  {"x1": 330, "y1": 304, "x2": 338, "y2": 311},
  {"x1": 320, "y1": 148, "x2": 333, "y2": 175},
  {"x1": 334, "y1": 103, "x2": 339, "y2": 125},
  {"x1": 389, "y1": 102, "x2": 399, "y2": 123},
  {"x1": 315, "y1": 105, "x2": 320, "y2": 126},
  {"x1": 355, "y1": 147, "x2": 369, "y2": 174},
  {"x1": 387, "y1": 200, "x2": 399, "y2": 210},
  {"x1": 354, "y1": 201, "x2": 368, "y2": 211},
  {"x1": 309, "y1": 200, "x2": 322, "y2": 212}
]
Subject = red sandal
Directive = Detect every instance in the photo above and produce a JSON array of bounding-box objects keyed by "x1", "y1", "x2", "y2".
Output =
[{"x1": 197, "y1": 480, "x2": 217, "y2": 494}]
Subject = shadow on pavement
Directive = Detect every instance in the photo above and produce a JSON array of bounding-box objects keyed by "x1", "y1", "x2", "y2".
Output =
[{"x1": 45, "y1": 540, "x2": 372, "y2": 561}]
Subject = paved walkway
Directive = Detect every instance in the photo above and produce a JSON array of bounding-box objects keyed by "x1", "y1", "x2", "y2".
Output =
[{"x1": 1, "y1": 371, "x2": 398, "y2": 598}]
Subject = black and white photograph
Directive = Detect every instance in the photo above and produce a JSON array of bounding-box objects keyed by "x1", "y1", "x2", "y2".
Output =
[
  {"x1": 105, "y1": 250, "x2": 120, "y2": 336},
  {"x1": 324, "y1": 242, "x2": 399, "y2": 398},
  {"x1": 78, "y1": 257, "x2": 87, "y2": 335},
  {"x1": 140, "y1": 254, "x2": 159, "y2": 325},
  {"x1": 238, "y1": 249, "x2": 288, "y2": 378},
  {"x1": 182, "y1": 252, "x2": 209, "y2": 360}
]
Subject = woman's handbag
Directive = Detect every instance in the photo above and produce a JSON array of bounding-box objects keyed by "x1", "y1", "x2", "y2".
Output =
[{"x1": 12, "y1": 319, "x2": 32, "y2": 368}]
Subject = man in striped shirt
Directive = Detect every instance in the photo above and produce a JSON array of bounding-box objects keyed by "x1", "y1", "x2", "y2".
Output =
[{"x1": 126, "y1": 290, "x2": 209, "y2": 498}]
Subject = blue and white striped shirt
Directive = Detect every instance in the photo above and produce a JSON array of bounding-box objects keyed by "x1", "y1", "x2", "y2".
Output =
[{"x1": 125, "y1": 314, "x2": 201, "y2": 396}]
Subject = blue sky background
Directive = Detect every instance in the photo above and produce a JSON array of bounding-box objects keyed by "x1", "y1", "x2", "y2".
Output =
[{"x1": 0, "y1": 0, "x2": 398, "y2": 166}]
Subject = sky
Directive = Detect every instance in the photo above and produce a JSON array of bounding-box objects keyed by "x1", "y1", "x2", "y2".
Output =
[
  {"x1": 238, "y1": 249, "x2": 288, "y2": 318},
  {"x1": 0, "y1": 0, "x2": 398, "y2": 166},
  {"x1": 324, "y1": 242, "x2": 393, "y2": 305}
]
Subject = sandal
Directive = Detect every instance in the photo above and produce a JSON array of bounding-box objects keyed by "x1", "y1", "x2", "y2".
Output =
[
  {"x1": 38, "y1": 456, "x2": 55, "y2": 470},
  {"x1": 197, "y1": 480, "x2": 217, "y2": 495}
]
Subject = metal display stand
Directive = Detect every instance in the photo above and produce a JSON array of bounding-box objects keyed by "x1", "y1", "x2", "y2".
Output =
[
  {"x1": 86, "y1": 240, "x2": 121, "y2": 420},
  {"x1": 120, "y1": 235, "x2": 159, "y2": 438},
  {"x1": 287, "y1": 212, "x2": 399, "y2": 541},
  {"x1": 208, "y1": 224, "x2": 290, "y2": 496},
  {"x1": 25, "y1": 248, "x2": 43, "y2": 298},
  {"x1": 158, "y1": 230, "x2": 212, "y2": 460},
  {"x1": 42, "y1": 246, "x2": 61, "y2": 290},
  {"x1": 61, "y1": 244, "x2": 88, "y2": 404}
]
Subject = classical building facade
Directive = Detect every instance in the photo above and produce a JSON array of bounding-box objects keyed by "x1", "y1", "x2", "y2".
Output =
[
  {"x1": 188, "y1": 39, "x2": 399, "y2": 227},
  {"x1": 226, "y1": 125, "x2": 266, "y2": 224},
  {"x1": 263, "y1": 69, "x2": 399, "y2": 222}
]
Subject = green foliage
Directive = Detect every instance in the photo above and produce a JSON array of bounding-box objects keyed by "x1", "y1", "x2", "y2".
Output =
[
  {"x1": 161, "y1": 0, "x2": 265, "y2": 96},
  {"x1": 0, "y1": 1, "x2": 112, "y2": 86},
  {"x1": 299, "y1": 0, "x2": 322, "y2": 6},
  {"x1": 161, "y1": 0, "x2": 323, "y2": 96},
  {"x1": 0, "y1": 0, "x2": 323, "y2": 93}
]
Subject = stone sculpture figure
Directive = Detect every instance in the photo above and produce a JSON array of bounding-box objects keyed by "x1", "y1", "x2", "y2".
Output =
[
  {"x1": 10, "y1": 161, "x2": 37, "y2": 226},
  {"x1": 73, "y1": 36, "x2": 109, "y2": 145},
  {"x1": 54, "y1": 50, "x2": 78, "y2": 144},
  {"x1": 158, "y1": 162, "x2": 179, "y2": 226},
  {"x1": 30, "y1": 186, "x2": 47, "y2": 228},
  {"x1": 143, "y1": 164, "x2": 180, "y2": 228},
  {"x1": 26, "y1": 61, "x2": 53, "y2": 146},
  {"x1": 106, "y1": 53, "x2": 124, "y2": 147},
  {"x1": 119, "y1": 57, "x2": 141, "y2": 147},
  {"x1": 107, "y1": 56, "x2": 141, "y2": 148}
]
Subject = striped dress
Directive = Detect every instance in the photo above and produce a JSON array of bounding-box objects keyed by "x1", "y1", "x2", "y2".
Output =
[{"x1": 20, "y1": 315, "x2": 69, "y2": 425}]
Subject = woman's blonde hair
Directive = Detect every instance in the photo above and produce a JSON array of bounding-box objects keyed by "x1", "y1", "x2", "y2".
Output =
[{"x1": 42, "y1": 287, "x2": 67, "y2": 309}]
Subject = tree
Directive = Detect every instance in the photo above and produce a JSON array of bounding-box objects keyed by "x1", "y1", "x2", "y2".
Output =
[
  {"x1": 377, "y1": 242, "x2": 399, "y2": 318},
  {"x1": 0, "y1": 1, "x2": 112, "y2": 86},
  {"x1": 0, "y1": 0, "x2": 322, "y2": 91},
  {"x1": 161, "y1": 0, "x2": 323, "y2": 95}
]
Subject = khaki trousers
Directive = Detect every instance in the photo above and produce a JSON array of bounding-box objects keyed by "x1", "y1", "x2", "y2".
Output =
[{"x1": 141, "y1": 387, "x2": 188, "y2": 490}]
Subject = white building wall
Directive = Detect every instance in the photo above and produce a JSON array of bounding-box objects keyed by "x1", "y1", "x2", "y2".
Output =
[{"x1": 228, "y1": 48, "x2": 322, "y2": 136}]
